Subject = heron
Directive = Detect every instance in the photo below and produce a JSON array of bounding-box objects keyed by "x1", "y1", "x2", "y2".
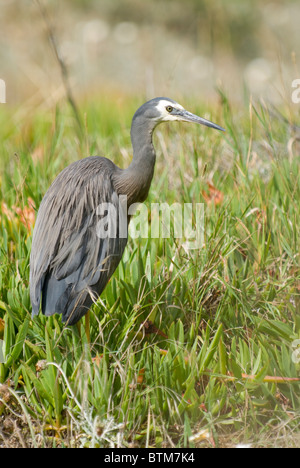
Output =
[{"x1": 30, "y1": 97, "x2": 224, "y2": 337}]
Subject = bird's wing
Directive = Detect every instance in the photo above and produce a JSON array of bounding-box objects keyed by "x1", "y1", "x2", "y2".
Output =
[{"x1": 30, "y1": 157, "x2": 127, "y2": 324}]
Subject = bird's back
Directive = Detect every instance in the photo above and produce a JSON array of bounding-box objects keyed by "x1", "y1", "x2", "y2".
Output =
[{"x1": 30, "y1": 156, "x2": 127, "y2": 325}]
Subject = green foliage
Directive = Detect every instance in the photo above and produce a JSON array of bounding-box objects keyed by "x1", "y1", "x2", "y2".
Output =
[{"x1": 0, "y1": 95, "x2": 299, "y2": 447}]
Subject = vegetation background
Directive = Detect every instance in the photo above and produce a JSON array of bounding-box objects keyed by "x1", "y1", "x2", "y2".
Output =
[{"x1": 0, "y1": 0, "x2": 299, "y2": 448}]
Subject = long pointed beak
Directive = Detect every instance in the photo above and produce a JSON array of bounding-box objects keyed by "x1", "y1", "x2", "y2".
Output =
[{"x1": 176, "y1": 109, "x2": 225, "y2": 132}]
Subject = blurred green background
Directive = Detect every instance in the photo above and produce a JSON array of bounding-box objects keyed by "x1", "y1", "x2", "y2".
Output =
[{"x1": 1, "y1": 0, "x2": 300, "y2": 109}]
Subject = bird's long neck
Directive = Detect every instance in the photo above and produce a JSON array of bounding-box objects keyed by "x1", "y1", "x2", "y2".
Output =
[{"x1": 114, "y1": 118, "x2": 157, "y2": 205}]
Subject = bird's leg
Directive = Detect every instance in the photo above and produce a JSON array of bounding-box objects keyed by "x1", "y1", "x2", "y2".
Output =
[{"x1": 85, "y1": 310, "x2": 91, "y2": 344}]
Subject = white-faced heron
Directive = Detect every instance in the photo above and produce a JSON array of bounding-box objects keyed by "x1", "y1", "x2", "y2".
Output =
[{"x1": 30, "y1": 97, "x2": 224, "y2": 333}]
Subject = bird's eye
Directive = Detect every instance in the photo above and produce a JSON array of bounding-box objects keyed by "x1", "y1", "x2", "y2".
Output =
[{"x1": 166, "y1": 105, "x2": 173, "y2": 113}]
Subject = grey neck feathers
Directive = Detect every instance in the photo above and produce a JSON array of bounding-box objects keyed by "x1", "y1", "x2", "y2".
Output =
[{"x1": 113, "y1": 116, "x2": 157, "y2": 205}]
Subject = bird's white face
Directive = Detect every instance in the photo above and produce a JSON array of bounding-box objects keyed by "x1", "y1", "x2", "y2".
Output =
[
  {"x1": 153, "y1": 98, "x2": 225, "y2": 132},
  {"x1": 132, "y1": 97, "x2": 225, "y2": 132},
  {"x1": 155, "y1": 99, "x2": 185, "y2": 122}
]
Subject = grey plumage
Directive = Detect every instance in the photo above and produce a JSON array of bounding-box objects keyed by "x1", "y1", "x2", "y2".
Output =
[{"x1": 30, "y1": 97, "x2": 224, "y2": 326}]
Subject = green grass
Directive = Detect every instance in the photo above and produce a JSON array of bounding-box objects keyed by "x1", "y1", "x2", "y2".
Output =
[{"x1": 0, "y1": 93, "x2": 299, "y2": 447}]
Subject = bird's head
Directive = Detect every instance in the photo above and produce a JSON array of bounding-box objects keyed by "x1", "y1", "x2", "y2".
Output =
[{"x1": 133, "y1": 97, "x2": 225, "y2": 132}]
